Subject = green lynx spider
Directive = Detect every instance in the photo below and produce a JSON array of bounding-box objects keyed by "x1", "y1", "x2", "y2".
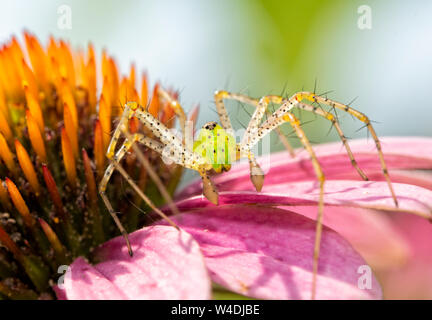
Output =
[{"x1": 99, "y1": 87, "x2": 398, "y2": 299}]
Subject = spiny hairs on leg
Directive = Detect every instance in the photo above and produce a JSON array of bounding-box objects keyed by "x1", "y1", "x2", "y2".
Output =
[
  {"x1": 98, "y1": 99, "x2": 188, "y2": 256},
  {"x1": 292, "y1": 91, "x2": 398, "y2": 207},
  {"x1": 212, "y1": 89, "x2": 398, "y2": 299},
  {"x1": 293, "y1": 102, "x2": 369, "y2": 181},
  {"x1": 258, "y1": 110, "x2": 326, "y2": 299}
]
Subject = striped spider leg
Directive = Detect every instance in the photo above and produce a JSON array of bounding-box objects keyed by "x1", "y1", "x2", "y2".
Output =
[
  {"x1": 214, "y1": 91, "x2": 369, "y2": 180},
  {"x1": 98, "y1": 97, "x2": 189, "y2": 256},
  {"x1": 292, "y1": 91, "x2": 398, "y2": 207},
  {"x1": 214, "y1": 91, "x2": 296, "y2": 157},
  {"x1": 213, "y1": 92, "x2": 326, "y2": 300},
  {"x1": 213, "y1": 91, "x2": 290, "y2": 191},
  {"x1": 214, "y1": 90, "x2": 398, "y2": 299}
]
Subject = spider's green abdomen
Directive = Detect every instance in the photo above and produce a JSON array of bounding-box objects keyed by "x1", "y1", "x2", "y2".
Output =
[{"x1": 193, "y1": 122, "x2": 236, "y2": 173}]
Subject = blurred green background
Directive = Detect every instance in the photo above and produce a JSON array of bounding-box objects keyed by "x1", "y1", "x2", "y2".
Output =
[{"x1": 0, "y1": 0, "x2": 431, "y2": 150}]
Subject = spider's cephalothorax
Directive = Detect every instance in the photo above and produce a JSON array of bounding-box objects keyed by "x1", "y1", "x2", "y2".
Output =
[
  {"x1": 193, "y1": 121, "x2": 236, "y2": 174},
  {"x1": 99, "y1": 86, "x2": 398, "y2": 299}
]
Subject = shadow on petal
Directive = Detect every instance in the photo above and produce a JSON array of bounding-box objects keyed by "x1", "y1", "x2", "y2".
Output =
[{"x1": 160, "y1": 206, "x2": 382, "y2": 300}]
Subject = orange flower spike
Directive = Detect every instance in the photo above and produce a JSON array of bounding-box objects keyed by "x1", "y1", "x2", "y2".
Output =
[
  {"x1": 75, "y1": 48, "x2": 86, "y2": 86},
  {"x1": 9, "y1": 38, "x2": 26, "y2": 83},
  {"x1": 47, "y1": 37, "x2": 62, "y2": 91},
  {"x1": 141, "y1": 72, "x2": 149, "y2": 108},
  {"x1": 61, "y1": 127, "x2": 77, "y2": 186},
  {"x1": 0, "y1": 52, "x2": 10, "y2": 95},
  {"x1": 47, "y1": 36, "x2": 58, "y2": 57},
  {"x1": 129, "y1": 116, "x2": 139, "y2": 134},
  {"x1": 0, "y1": 82, "x2": 10, "y2": 123},
  {"x1": 101, "y1": 77, "x2": 112, "y2": 110},
  {"x1": 98, "y1": 95, "x2": 111, "y2": 151},
  {"x1": 129, "y1": 63, "x2": 136, "y2": 89},
  {"x1": 119, "y1": 77, "x2": 129, "y2": 107},
  {"x1": 59, "y1": 40, "x2": 76, "y2": 89},
  {"x1": 130, "y1": 87, "x2": 139, "y2": 102},
  {"x1": 189, "y1": 104, "x2": 200, "y2": 123},
  {"x1": 161, "y1": 101, "x2": 175, "y2": 127},
  {"x1": 21, "y1": 59, "x2": 39, "y2": 100},
  {"x1": 0, "y1": 133, "x2": 16, "y2": 174},
  {"x1": 26, "y1": 110, "x2": 46, "y2": 163},
  {"x1": 24, "y1": 85, "x2": 44, "y2": 133},
  {"x1": 189, "y1": 104, "x2": 200, "y2": 133},
  {"x1": 5, "y1": 177, "x2": 34, "y2": 227},
  {"x1": 41, "y1": 164, "x2": 66, "y2": 218},
  {"x1": 23, "y1": 32, "x2": 49, "y2": 94},
  {"x1": 63, "y1": 103, "x2": 78, "y2": 158},
  {"x1": 108, "y1": 57, "x2": 119, "y2": 106},
  {"x1": 38, "y1": 218, "x2": 66, "y2": 262},
  {"x1": 59, "y1": 78, "x2": 78, "y2": 128},
  {"x1": 82, "y1": 149, "x2": 98, "y2": 204},
  {"x1": 86, "y1": 43, "x2": 97, "y2": 112},
  {"x1": 101, "y1": 53, "x2": 117, "y2": 105},
  {"x1": 94, "y1": 120, "x2": 105, "y2": 177},
  {"x1": 15, "y1": 139, "x2": 40, "y2": 195},
  {"x1": 128, "y1": 88, "x2": 140, "y2": 133},
  {"x1": 0, "y1": 224, "x2": 22, "y2": 258},
  {"x1": 148, "y1": 83, "x2": 160, "y2": 118},
  {"x1": 101, "y1": 49, "x2": 109, "y2": 79},
  {"x1": 49, "y1": 56, "x2": 62, "y2": 97},
  {"x1": 2, "y1": 45, "x2": 21, "y2": 97},
  {"x1": 0, "y1": 109, "x2": 13, "y2": 143},
  {"x1": 10, "y1": 36, "x2": 25, "y2": 64}
]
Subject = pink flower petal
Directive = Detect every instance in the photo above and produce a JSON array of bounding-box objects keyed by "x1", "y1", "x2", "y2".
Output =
[
  {"x1": 177, "y1": 137, "x2": 432, "y2": 199},
  {"x1": 59, "y1": 226, "x2": 211, "y2": 300},
  {"x1": 174, "y1": 181, "x2": 432, "y2": 220},
  {"x1": 376, "y1": 213, "x2": 432, "y2": 299},
  {"x1": 60, "y1": 257, "x2": 127, "y2": 299},
  {"x1": 282, "y1": 206, "x2": 411, "y2": 270},
  {"x1": 169, "y1": 180, "x2": 432, "y2": 284},
  {"x1": 160, "y1": 206, "x2": 382, "y2": 299}
]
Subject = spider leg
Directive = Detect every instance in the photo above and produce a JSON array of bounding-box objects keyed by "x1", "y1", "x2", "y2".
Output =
[
  {"x1": 241, "y1": 96, "x2": 282, "y2": 149},
  {"x1": 134, "y1": 108, "x2": 185, "y2": 150},
  {"x1": 134, "y1": 104, "x2": 218, "y2": 205},
  {"x1": 106, "y1": 102, "x2": 135, "y2": 159},
  {"x1": 258, "y1": 100, "x2": 369, "y2": 181},
  {"x1": 214, "y1": 90, "x2": 256, "y2": 134},
  {"x1": 111, "y1": 162, "x2": 179, "y2": 229},
  {"x1": 198, "y1": 166, "x2": 219, "y2": 205},
  {"x1": 236, "y1": 95, "x2": 279, "y2": 192},
  {"x1": 158, "y1": 87, "x2": 187, "y2": 138},
  {"x1": 99, "y1": 132, "x2": 178, "y2": 256},
  {"x1": 99, "y1": 103, "x2": 135, "y2": 255},
  {"x1": 215, "y1": 91, "x2": 294, "y2": 190},
  {"x1": 122, "y1": 130, "x2": 181, "y2": 216},
  {"x1": 293, "y1": 92, "x2": 398, "y2": 207},
  {"x1": 247, "y1": 151, "x2": 265, "y2": 192},
  {"x1": 250, "y1": 111, "x2": 325, "y2": 300},
  {"x1": 134, "y1": 108, "x2": 204, "y2": 168},
  {"x1": 100, "y1": 134, "x2": 165, "y2": 192},
  {"x1": 99, "y1": 188, "x2": 133, "y2": 256},
  {"x1": 293, "y1": 103, "x2": 369, "y2": 180},
  {"x1": 214, "y1": 91, "x2": 295, "y2": 156}
]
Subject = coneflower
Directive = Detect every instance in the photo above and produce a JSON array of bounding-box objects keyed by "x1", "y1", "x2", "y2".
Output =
[{"x1": 0, "y1": 32, "x2": 186, "y2": 299}]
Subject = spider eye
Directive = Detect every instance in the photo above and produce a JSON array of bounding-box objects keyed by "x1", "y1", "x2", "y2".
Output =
[{"x1": 203, "y1": 121, "x2": 217, "y2": 130}]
